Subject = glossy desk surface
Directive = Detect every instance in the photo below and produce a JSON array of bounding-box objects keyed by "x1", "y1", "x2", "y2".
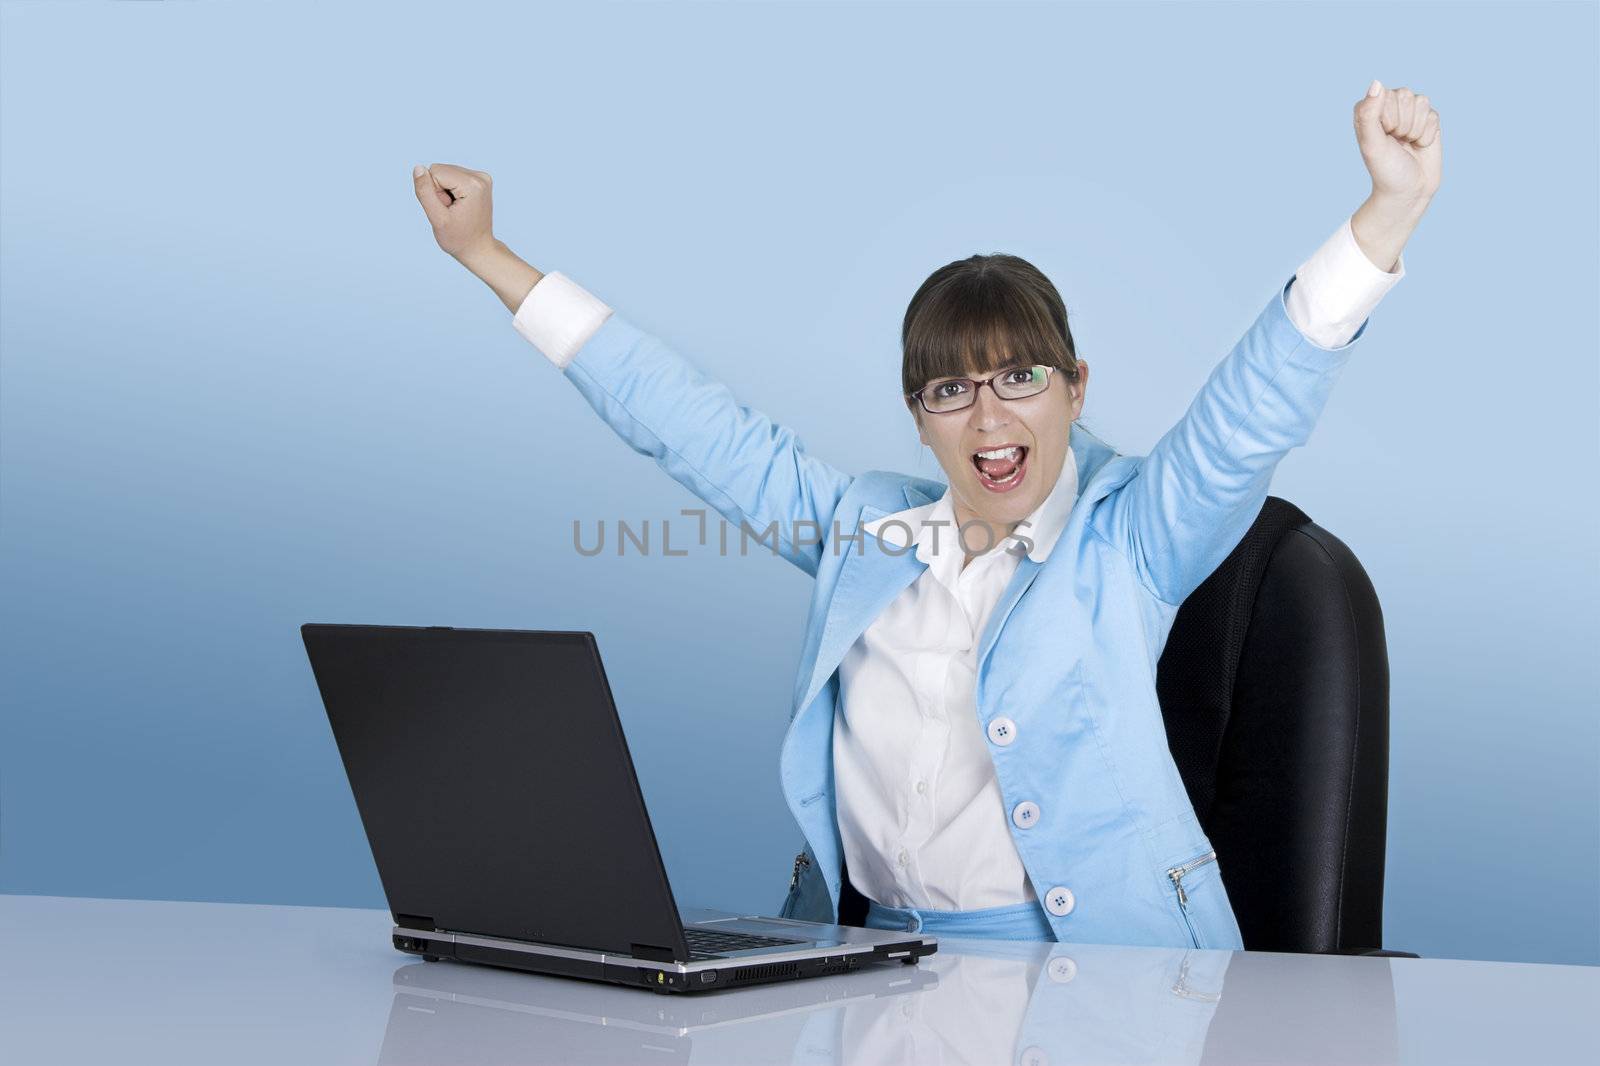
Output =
[{"x1": 3, "y1": 895, "x2": 1594, "y2": 1065}]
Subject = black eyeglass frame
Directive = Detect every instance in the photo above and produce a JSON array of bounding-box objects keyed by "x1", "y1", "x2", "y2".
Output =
[{"x1": 905, "y1": 364, "x2": 1077, "y2": 415}]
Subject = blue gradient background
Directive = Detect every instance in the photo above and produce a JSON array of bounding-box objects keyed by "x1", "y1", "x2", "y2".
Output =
[{"x1": 1, "y1": 1, "x2": 1595, "y2": 966}]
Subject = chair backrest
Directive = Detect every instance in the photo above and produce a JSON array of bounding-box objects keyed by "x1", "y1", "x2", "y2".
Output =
[{"x1": 1156, "y1": 496, "x2": 1391, "y2": 954}]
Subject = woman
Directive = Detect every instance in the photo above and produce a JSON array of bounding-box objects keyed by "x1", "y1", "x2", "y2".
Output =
[{"x1": 411, "y1": 81, "x2": 1440, "y2": 948}]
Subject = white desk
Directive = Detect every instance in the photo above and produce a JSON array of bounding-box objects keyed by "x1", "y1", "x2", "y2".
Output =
[{"x1": 2, "y1": 895, "x2": 1593, "y2": 1064}]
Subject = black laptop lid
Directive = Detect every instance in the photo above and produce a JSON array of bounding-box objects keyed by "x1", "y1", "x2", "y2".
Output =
[{"x1": 301, "y1": 624, "x2": 690, "y2": 962}]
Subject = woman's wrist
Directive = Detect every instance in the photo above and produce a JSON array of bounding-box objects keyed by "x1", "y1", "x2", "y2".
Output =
[
  {"x1": 459, "y1": 238, "x2": 545, "y2": 315},
  {"x1": 1351, "y1": 191, "x2": 1430, "y2": 274}
]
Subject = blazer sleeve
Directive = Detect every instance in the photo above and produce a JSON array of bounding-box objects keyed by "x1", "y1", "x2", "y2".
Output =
[
  {"x1": 557, "y1": 311, "x2": 855, "y2": 577},
  {"x1": 1095, "y1": 273, "x2": 1367, "y2": 606}
]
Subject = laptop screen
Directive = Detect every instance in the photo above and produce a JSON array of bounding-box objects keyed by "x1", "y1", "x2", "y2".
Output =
[{"x1": 302, "y1": 624, "x2": 689, "y2": 961}]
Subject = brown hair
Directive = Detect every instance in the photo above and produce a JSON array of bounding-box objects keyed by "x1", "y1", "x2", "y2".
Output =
[{"x1": 901, "y1": 253, "x2": 1080, "y2": 408}]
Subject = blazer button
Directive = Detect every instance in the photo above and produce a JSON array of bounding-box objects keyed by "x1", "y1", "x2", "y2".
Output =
[
  {"x1": 1011, "y1": 800, "x2": 1040, "y2": 828},
  {"x1": 986, "y1": 716, "x2": 1017, "y2": 746},
  {"x1": 1046, "y1": 954, "x2": 1078, "y2": 982},
  {"x1": 1043, "y1": 886, "x2": 1076, "y2": 916}
]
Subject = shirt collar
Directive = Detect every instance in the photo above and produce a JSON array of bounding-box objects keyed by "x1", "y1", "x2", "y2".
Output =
[{"x1": 863, "y1": 445, "x2": 1079, "y2": 563}]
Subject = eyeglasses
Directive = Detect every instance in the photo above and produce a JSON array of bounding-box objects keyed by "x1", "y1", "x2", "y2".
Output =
[{"x1": 907, "y1": 364, "x2": 1066, "y2": 414}]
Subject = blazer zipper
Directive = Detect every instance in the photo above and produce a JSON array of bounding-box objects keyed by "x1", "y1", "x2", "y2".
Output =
[
  {"x1": 790, "y1": 851, "x2": 811, "y2": 890},
  {"x1": 1166, "y1": 849, "x2": 1217, "y2": 907}
]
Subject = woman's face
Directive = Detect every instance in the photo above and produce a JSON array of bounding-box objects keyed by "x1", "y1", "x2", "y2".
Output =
[{"x1": 912, "y1": 361, "x2": 1089, "y2": 544}]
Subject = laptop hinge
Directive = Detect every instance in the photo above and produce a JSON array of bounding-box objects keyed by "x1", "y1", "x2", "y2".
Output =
[
  {"x1": 394, "y1": 913, "x2": 435, "y2": 930},
  {"x1": 629, "y1": 942, "x2": 676, "y2": 963}
]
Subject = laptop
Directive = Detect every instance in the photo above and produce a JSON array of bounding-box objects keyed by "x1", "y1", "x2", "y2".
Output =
[{"x1": 300, "y1": 623, "x2": 937, "y2": 994}]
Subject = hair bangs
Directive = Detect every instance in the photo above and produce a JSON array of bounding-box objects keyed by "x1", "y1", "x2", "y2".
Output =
[{"x1": 901, "y1": 254, "x2": 1079, "y2": 401}]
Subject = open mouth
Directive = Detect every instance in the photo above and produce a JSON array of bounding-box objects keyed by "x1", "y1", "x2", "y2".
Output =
[{"x1": 971, "y1": 445, "x2": 1028, "y2": 492}]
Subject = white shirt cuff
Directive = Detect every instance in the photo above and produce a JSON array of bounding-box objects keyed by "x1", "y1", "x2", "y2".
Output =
[
  {"x1": 511, "y1": 271, "x2": 614, "y2": 369},
  {"x1": 1285, "y1": 215, "x2": 1405, "y2": 349}
]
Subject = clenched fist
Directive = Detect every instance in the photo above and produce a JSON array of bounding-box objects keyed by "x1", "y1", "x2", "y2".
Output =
[
  {"x1": 411, "y1": 163, "x2": 544, "y2": 313},
  {"x1": 413, "y1": 163, "x2": 497, "y2": 262},
  {"x1": 1354, "y1": 80, "x2": 1442, "y2": 205}
]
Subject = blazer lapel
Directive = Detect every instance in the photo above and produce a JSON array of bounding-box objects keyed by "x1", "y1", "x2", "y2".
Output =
[
  {"x1": 976, "y1": 552, "x2": 1045, "y2": 674},
  {"x1": 796, "y1": 485, "x2": 937, "y2": 712}
]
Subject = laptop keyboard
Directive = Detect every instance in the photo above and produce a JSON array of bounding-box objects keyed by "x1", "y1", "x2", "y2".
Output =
[{"x1": 683, "y1": 927, "x2": 807, "y2": 960}]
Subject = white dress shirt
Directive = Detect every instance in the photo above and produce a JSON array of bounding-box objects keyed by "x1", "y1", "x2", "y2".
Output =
[
  {"x1": 839, "y1": 449, "x2": 1080, "y2": 909},
  {"x1": 511, "y1": 216, "x2": 1405, "y2": 911}
]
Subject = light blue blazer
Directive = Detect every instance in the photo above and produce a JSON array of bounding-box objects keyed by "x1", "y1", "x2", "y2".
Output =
[{"x1": 558, "y1": 274, "x2": 1367, "y2": 949}]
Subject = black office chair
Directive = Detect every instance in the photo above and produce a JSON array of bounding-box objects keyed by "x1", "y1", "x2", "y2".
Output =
[{"x1": 1157, "y1": 496, "x2": 1415, "y2": 956}]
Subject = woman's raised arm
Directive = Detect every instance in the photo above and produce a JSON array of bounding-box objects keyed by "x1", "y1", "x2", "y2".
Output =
[
  {"x1": 1093, "y1": 82, "x2": 1440, "y2": 606},
  {"x1": 412, "y1": 163, "x2": 854, "y2": 577}
]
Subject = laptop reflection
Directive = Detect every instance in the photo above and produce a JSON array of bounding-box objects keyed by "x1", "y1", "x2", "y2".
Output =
[{"x1": 376, "y1": 939, "x2": 1398, "y2": 1065}]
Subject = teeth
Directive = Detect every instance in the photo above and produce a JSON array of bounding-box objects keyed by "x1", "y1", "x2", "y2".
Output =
[{"x1": 975, "y1": 446, "x2": 1021, "y2": 461}]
